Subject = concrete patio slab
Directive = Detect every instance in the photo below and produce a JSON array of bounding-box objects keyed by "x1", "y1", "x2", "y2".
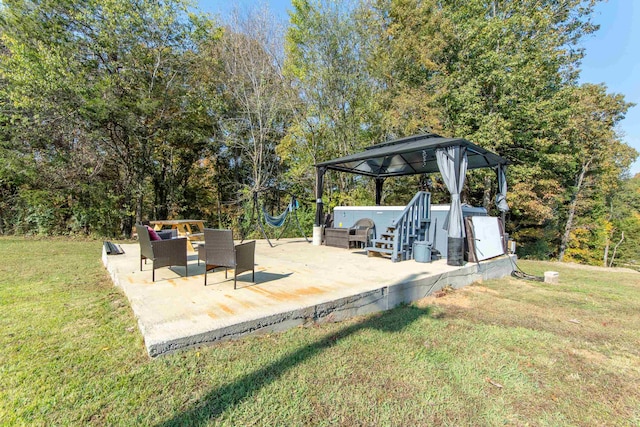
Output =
[{"x1": 102, "y1": 238, "x2": 515, "y2": 357}]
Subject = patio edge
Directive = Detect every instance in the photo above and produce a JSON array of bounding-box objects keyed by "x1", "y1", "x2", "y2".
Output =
[{"x1": 140, "y1": 255, "x2": 516, "y2": 357}]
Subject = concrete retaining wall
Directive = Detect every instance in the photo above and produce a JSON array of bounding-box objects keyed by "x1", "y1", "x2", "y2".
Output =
[{"x1": 145, "y1": 255, "x2": 515, "y2": 357}]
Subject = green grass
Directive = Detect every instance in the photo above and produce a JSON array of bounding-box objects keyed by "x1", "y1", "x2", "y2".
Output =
[{"x1": 1, "y1": 237, "x2": 639, "y2": 426}]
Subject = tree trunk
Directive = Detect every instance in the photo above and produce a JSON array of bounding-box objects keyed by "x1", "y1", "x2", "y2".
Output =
[
  {"x1": 136, "y1": 192, "x2": 144, "y2": 224},
  {"x1": 603, "y1": 239, "x2": 610, "y2": 267},
  {"x1": 217, "y1": 186, "x2": 223, "y2": 229},
  {"x1": 558, "y1": 160, "x2": 590, "y2": 262},
  {"x1": 603, "y1": 199, "x2": 616, "y2": 266},
  {"x1": 608, "y1": 232, "x2": 624, "y2": 267}
]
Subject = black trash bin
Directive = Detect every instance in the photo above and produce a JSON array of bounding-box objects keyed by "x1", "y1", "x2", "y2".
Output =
[{"x1": 447, "y1": 237, "x2": 465, "y2": 266}]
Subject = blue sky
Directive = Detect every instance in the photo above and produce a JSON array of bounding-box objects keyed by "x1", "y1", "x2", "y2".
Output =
[
  {"x1": 578, "y1": 0, "x2": 639, "y2": 175},
  {"x1": 198, "y1": 0, "x2": 640, "y2": 175}
]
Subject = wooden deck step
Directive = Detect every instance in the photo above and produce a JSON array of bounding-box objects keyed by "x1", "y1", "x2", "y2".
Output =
[
  {"x1": 366, "y1": 246, "x2": 393, "y2": 255},
  {"x1": 371, "y1": 239, "x2": 394, "y2": 247}
]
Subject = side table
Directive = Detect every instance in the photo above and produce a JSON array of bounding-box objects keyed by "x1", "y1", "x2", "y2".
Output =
[{"x1": 325, "y1": 228, "x2": 350, "y2": 248}]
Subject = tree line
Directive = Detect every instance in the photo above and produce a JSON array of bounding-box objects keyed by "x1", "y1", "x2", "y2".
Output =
[{"x1": 0, "y1": 0, "x2": 638, "y2": 268}]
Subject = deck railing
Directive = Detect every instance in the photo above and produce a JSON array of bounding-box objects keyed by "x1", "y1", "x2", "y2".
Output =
[{"x1": 391, "y1": 191, "x2": 431, "y2": 261}]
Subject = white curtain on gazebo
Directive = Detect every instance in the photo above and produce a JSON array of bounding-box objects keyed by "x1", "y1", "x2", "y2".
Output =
[
  {"x1": 436, "y1": 146, "x2": 468, "y2": 238},
  {"x1": 496, "y1": 165, "x2": 509, "y2": 212}
]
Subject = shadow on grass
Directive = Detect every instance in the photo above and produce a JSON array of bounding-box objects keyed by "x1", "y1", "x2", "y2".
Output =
[{"x1": 156, "y1": 304, "x2": 432, "y2": 426}]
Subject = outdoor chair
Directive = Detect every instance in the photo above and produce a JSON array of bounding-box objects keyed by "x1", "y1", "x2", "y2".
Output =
[
  {"x1": 321, "y1": 213, "x2": 333, "y2": 245},
  {"x1": 136, "y1": 224, "x2": 188, "y2": 282},
  {"x1": 348, "y1": 218, "x2": 375, "y2": 248},
  {"x1": 134, "y1": 221, "x2": 175, "y2": 240},
  {"x1": 198, "y1": 229, "x2": 255, "y2": 288},
  {"x1": 156, "y1": 229, "x2": 177, "y2": 240}
]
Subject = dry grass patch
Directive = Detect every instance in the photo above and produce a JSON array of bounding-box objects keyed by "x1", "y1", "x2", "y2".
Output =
[{"x1": 418, "y1": 260, "x2": 640, "y2": 424}]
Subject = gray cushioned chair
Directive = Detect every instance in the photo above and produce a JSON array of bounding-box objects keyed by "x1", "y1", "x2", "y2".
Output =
[
  {"x1": 348, "y1": 218, "x2": 375, "y2": 248},
  {"x1": 198, "y1": 229, "x2": 255, "y2": 288},
  {"x1": 156, "y1": 229, "x2": 177, "y2": 240},
  {"x1": 136, "y1": 224, "x2": 188, "y2": 281}
]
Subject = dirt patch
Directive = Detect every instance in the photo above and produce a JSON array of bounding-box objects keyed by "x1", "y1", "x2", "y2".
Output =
[
  {"x1": 570, "y1": 347, "x2": 640, "y2": 376},
  {"x1": 416, "y1": 284, "x2": 497, "y2": 309},
  {"x1": 570, "y1": 348, "x2": 609, "y2": 364},
  {"x1": 463, "y1": 285, "x2": 500, "y2": 296}
]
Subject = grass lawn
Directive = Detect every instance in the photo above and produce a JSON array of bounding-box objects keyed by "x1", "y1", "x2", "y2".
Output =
[{"x1": 1, "y1": 237, "x2": 639, "y2": 426}]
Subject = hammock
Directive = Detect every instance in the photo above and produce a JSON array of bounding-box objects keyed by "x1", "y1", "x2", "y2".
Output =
[
  {"x1": 244, "y1": 192, "x2": 308, "y2": 247},
  {"x1": 262, "y1": 200, "x2": 299, "y2": 228}
]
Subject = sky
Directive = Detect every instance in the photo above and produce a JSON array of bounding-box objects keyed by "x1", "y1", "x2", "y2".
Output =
[
  {"x1": 578, "y1": 0, "x2": 640, "y2": 176},
  {"x1": 198, "y1": 0, "x2": 640, "y2": 176}
]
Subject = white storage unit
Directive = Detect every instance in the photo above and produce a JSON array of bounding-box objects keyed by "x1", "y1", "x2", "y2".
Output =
[
  {"x1": 333, "y1": 204, "x2": 486, "y2": 258},
  {"x1": 333, "y1": 206, "x2": 403, "y2": 238}
]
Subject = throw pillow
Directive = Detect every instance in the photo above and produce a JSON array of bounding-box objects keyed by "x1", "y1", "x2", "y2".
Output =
[{"x1": 146, "y1": 225, "x2": 162, "y2": 241}]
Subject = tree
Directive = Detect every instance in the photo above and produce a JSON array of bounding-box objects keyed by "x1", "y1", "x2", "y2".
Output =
[
  {"x1": 556, "y1": 84, "x2": 634, "y2": 262},
  {"x1": 432, "y1": 0, "x2": 612, "y2": 256},
  {"x1": 607, "y1": 174, "x2": 640, "y2": 268},
  {"x1": 283, "y1": 0, "x2": 383, "y2": 206},
  {"x1": 364, "y1": 0, "x2": 447, "y2": 136},
  {"x1": 0, "y1": 0, "x2": 216, "y2": 235},
  {"x1": 215, "y1": 7, "x2": 291, "y2": 195}
]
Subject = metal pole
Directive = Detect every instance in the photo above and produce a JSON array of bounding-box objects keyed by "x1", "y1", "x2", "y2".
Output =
[
  {"x1": 375, "y1": 178, "x2": 385, "y2": 206},
  {"x1": 315, "y1": 167, "x2": 326, "y2": 226}
]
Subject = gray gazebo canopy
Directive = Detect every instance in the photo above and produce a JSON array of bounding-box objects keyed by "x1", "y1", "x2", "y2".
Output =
[
  {"x1": 314, "y1": 133, "x2": 509, "y2": 231},
  {"x1": 316, "y1": 133, "x2": 507, "y2": 179}
]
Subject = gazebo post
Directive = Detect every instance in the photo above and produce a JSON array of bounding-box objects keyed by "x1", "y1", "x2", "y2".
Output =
[
  {"x1": 375, "y1": 178, "x2": 385, "y2": 206},
  {"x1": 313, "y1": 167, "x2": 326, "y2": 245},
  {"x1": 495, "y1": 164, "x2": 510, "y2": 239}
]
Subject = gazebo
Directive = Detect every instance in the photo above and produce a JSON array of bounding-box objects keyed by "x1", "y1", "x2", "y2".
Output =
[{"x1": 314, "y1": 133, "x2": 510, "y2": 265}]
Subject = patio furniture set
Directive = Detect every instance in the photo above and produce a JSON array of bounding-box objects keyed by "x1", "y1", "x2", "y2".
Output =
[
  {"x1": 149, "y1": 219, "x2": 205, "y2": 253},
  {"x1": 136, "y1": 224, "x2": 255, "y2": 288},
  {"x1": 323, "y1": 217, "x2": 375, "y2": 249}
]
